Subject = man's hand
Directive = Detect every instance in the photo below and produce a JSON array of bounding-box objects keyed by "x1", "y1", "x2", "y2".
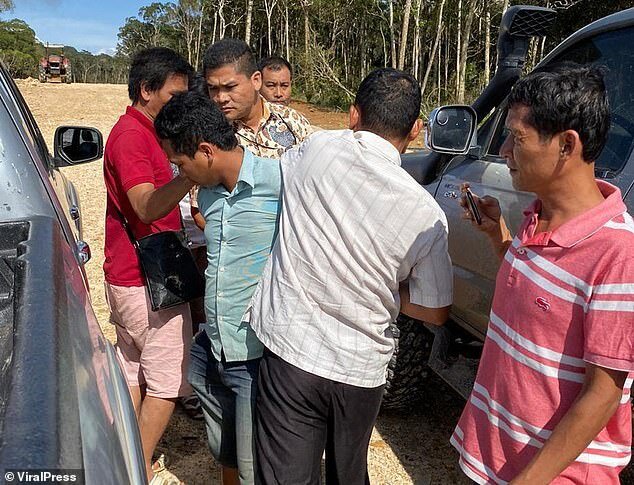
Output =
[
  {"x1": 459, "y1": 183, "x2": 512, "y2": 261},
  {"x1": 510, "y1": 363, "x2": 628, "y2": 485}
]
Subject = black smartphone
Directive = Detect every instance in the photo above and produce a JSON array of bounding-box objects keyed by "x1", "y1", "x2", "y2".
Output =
[{"x1": 465, "y1": 189, "x2": 482, "y2": 225}]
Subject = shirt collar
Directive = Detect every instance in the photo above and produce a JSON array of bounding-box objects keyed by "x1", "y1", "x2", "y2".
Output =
[
  {"x1": 234, "y1": 96, "x2": 272, "y2": 133},
  {"x1": 237, "y1": 147, "x2": 256, "y2": 188},
  {"x1": 521, "y1": 180, "x2": 626, "y2": 248},
  {"x1": 126, "y1": 106, "x2": 157, "y2": 136},
  {"x1": 211, "y1": 147, "x2": 256, "y2": 195},
  {"x1": 353, "y1": 130, "x2": 401, "y2": 166}
]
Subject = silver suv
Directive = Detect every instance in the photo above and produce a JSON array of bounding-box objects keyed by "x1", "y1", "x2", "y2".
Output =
[{"x1": 0, "y1": 69, "x2": 145, "y2": 482}]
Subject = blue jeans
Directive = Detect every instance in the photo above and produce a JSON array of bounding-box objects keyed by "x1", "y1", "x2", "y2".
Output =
[{"x1": 188, "y1": 331, "x2": 260, "y2": 483}]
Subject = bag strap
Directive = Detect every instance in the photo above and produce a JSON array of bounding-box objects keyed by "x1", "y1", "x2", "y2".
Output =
[{"x1": 110, "y1": 196, "x2": 140, "y2": 250}]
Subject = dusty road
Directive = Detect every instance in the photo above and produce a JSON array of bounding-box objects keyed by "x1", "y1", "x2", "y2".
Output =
[{"x1": 16, "y1": 78, "x2": 469, "y2": 484}]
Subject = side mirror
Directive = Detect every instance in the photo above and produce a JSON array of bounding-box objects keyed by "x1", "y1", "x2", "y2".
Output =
[
  {"x1": 425, "y1": 105, "x2": 477, "y2": 155},
  {"x1": 53, "y1": 126, "x2": 103, "y2": 167}
]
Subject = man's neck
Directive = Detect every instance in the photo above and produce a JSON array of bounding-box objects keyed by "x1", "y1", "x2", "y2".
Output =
[
  {"x1": 219, "y1": 147, "x2": 245, "y2": 193},
  {"x1": 536, "y1": 170, "x2": 605, "y2": 232},
  {"x1": 242, "y1": 97, "x2": 265, "y2": 131},
  {"x1": 132, "y1": 102, "x2": 154, "y2": 121}
]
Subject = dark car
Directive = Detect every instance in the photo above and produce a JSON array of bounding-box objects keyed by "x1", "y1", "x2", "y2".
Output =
[{"x1": 0, "y1": 66, "x2": 146, "y2": 483}]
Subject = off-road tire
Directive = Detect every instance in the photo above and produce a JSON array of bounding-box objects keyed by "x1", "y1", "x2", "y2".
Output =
[
  {"x1": 38, "y1": 66, "x2": 46, "y2": 83},
  {"x1": 381, "y1": 315, "x2": 434, "y2": 411}
]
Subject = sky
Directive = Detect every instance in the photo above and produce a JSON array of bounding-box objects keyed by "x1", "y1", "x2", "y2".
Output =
[{"x1": 2, "y1": 0, "x2": 150, "y2": 55}]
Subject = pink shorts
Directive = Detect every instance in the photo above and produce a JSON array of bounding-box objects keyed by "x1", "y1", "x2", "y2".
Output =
[{"x1": 105, "y1": 283, "x2": 193, "y2": 398}]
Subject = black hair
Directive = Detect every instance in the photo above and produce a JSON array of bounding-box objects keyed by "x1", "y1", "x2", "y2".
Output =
[
  {"x1": 354, "y1": 68, "x2": 421, "y2": 139},
  {"x1": 258, "y1": 56, "x2": 292, "y2": 77},
  {"x1": 507, "y1": 63, "x2": 610, "y2": 162},
  {"x1": 203, "y1": 38, "x2": 257, "y2": 77},
  {"x1": 128, "y1": 47, "x2": 193, "y2": 103},
  {"x1": 155, "y1": 92, "x2": 238, "y2": 156}
]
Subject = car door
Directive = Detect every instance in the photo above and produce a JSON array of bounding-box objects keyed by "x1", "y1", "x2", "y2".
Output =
[{"x1": 433, "y1": 23, "x2": 634, "y2": 339}]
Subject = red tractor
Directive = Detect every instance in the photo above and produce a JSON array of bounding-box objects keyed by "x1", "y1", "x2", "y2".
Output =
[{"x1": 38, "y1": 43, "x2": 72, "y2": 84}]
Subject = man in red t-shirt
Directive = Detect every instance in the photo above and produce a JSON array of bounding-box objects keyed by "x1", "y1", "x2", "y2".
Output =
[{"x1": 103, "y1": 47, "x2": 193, "y2": 484}]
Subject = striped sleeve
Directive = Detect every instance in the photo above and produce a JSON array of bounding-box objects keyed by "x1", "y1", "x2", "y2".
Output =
[{"x1": 583, "y1": 256, "x2": 634, "y2": 372}]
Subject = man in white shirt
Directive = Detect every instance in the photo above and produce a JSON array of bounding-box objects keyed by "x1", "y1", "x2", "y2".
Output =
[{"x1": 249, "y1": 68, "x2": 453, "y2": 484}]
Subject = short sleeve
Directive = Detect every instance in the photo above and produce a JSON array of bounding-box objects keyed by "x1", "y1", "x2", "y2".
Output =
[
  {"x1": 108, "y1": 130, "x2": 156, "y2": 192},
  {"x1": 408, "y1": 220, "x2": 453, "y2": 308},
  {"x1": 584, "y1": 257, "x2": 634, "y2": 372}
]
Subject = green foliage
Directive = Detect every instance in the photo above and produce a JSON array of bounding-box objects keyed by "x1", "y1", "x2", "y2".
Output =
[{"x1": 0, "y1": 19, "x2": 37, "y2": 77}]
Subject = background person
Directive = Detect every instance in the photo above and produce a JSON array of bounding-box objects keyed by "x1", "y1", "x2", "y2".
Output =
[
  {"x1": 102, "y1": 47, "x2": 193, "y2": 484},
  {"x1": 249, "y1": 68, "x2": 453, "y2": 484},
  {"x1": 258, "y1": 56, "x2": 293, "y2": 106},
  {"x1": 454, "y1": 65, "x2": 634, "y2": 484},
  {"x1": 156, "y1": 92, "x2": 281, "y2": 485}
]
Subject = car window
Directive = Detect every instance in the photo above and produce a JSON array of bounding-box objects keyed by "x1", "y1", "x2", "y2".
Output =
[
  {"x1": 0, "y1": 71, "x2": 51, "y2": 169},
  {"x1": 549, "y1": 26, "x2": 634, "y2": 176},
  {"x1": 485, "y1": 26, "x2": 634, "y2": 175},
  {"x1": 485, "y1": 108, "x2": 509, "y2": 158}
]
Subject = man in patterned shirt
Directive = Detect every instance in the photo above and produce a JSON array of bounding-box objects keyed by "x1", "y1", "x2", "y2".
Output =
[
  {"x1": 204, "y1": 38, "x2": 311, "y2": 159},
  {"x1": 190, "y1": 38, "x2": 311, "y2": 228}
]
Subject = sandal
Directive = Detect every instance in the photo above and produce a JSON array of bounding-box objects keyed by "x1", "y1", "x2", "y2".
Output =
[
  {"x1": 150, "y1": 454, "x2": 183, "y2": 485},
  {"x1": 180, "y1": 394, "x2": 203, "y2": 420}
]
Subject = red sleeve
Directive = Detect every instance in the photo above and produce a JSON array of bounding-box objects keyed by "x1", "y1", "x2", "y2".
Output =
[
  {"x1": 108, "y1": 129, "x2": 156, "y2": 192},
  {"x1": 584, "y1": 256, "x2": 634, "y2": 372}
]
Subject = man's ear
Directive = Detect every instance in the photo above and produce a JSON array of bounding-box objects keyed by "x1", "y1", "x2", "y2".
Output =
[
  {"x1": 408, "y1": 118, "x2": 424, "y2": 143},
  {"x1": 349, "y1": 104, "x2": 361, "y2": 130},
  {"x1": 559, "y1": 130, "x2": 581, "y2": 160},
  {"x1": 251, "y1": 70, "x2": 262, "y2": 91},
  {"x1": 199, "y1": 141, "x2": 216, "y2": 163},
  {"x1": 139, "y1": 81, "x2": 153, "y2": 103}
]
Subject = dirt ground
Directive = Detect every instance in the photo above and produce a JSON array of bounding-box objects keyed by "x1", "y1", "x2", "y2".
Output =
[{"x1": 16, "y1": 78, "x2": 467, "y2": 485}]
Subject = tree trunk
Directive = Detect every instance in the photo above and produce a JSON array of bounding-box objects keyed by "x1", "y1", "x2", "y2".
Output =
[
  {"x1": 397, "y1": 0, "x2": 413, "y2": 70},
  {"x1": 264, "y1": 0, "x2": 278, "y2": 56},
  {"x1": 421, "y1": 0, "x2": 446, "y2": 100},
  {"x1": 245, "y1": 0, "x2": 254, "y2": 44},
  {"x1": 411, "y1": 0, "x2": 422, "y2": 76},
  {"x1": 389, "y1": 0, "x2": 397, "y2": 68},
  {"x1": 457, "y1": 0, "x2": 477, "y2": 103},
  {"x1": 456, "y1": 0, "x2": 462, "y2": 95},
  {"x1": 484, "y1": 0, "x2": 490, "y2": 86},
  {"x1": 502, "y1": 0, "x2": 509, "y2": 15},
  {"x1": 285, "y1": 3, "x2": 290, "y2": 60},
  {"x1": 195, "y1": 4, "x2": 204, "y2": 69},
  {"x1": 303, "y1": 2, "x2": 310, "y2": 60}
]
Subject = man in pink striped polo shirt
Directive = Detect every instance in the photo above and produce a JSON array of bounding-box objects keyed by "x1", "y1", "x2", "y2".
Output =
[{"x1": 454, "y1": 64, "x2": 634, "y2": 484}]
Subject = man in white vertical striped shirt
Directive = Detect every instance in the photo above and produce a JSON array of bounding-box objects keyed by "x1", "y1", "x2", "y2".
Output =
[{"x1": 249, "y1": 68, "x2": 453, "y2": 483}]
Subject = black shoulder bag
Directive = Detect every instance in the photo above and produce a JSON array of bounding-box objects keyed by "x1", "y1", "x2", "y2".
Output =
[{"x1": 117, "y1": 207, "x2": 205, "y2": 312}]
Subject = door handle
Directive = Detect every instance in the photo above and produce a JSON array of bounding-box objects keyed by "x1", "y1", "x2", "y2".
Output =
[
  {"x1": 76, "y1": 240, "x2": 91, "y2": 265},
  {"x1": 443, "y1": 191, "x2": 458, "y2": 199},
  {"x1": 70, "y1": 205, "x2": 80, "y2": 221}
]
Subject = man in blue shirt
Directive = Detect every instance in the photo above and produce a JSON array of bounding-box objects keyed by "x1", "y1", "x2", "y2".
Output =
[{"x1": 155, "y1": 91, "x2": 280, "y2": 485}]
